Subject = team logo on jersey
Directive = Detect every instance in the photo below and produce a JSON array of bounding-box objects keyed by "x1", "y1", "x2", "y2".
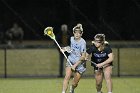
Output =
[
  {"x1": 93, "y1": 53, "x2": 107, "y2": 57},
  {"x1": 72, "y1": 44, "x2": 80, "y2": 49}
]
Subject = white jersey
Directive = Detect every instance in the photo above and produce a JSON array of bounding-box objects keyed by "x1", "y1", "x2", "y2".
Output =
[{"x1": 68, "y1": 37, "x2": 86, "y2": 64}]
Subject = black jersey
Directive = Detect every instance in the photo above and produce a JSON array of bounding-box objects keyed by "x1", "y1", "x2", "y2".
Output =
[{"x1": 86, "y1": 44, "x2": 112, "y2": 67}]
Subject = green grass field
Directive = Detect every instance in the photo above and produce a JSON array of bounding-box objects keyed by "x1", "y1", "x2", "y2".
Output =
[
  {"x1": 0, "y1": 78, "x2": 140, "y2": 93},
  {"x1": 0, "y1": 47, "x2": 140, "y2": 93}
]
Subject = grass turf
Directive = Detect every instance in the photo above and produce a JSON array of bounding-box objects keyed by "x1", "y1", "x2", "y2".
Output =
[{"x1": 0, "y1": 77, "x2": 140, "y2": 93}]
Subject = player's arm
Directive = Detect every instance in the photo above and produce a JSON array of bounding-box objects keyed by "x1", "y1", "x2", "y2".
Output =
[
  {"x1": 97, "y1": 45, "x2": 114, "y2": 68},
  {"x1": 102, "y1": 53, "x2": 114, "y2": 66},
  {"x1": 85, "y1": 52, "x2": 92, "y2": 61},
  {"x1": 76, "y1": 52, "x2": 86, "y2": 65},
  {"x1": 97, "y1": 53, "x2": 114, "y2": 68},
  {"x1": 71, "y1": 52, "x2": 86, "y2": 70}
]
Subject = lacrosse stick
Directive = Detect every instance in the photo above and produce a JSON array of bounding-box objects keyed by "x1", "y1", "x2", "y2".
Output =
[
  {"x1": 88, "y1": 60, "x2": 109, "y2": 68},
  {"x1": 44, "y1": 27, "x2": 73, "y2": 67},
  {"x1": 87, "y1": 60, "x2": 97, "y2": 67}
]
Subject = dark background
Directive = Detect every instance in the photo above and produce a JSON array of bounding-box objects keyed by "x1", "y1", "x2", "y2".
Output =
[{"x1": 0, "y1": 0, "x2": 140, "y2": 41}]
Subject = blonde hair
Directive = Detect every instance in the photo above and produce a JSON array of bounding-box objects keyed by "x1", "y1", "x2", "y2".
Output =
[
  {"x1": 93, "y1": 34, "x2": 109, "y2": 51},
  {"x1": 94, "y1": 34, "x2": 105, "y2": 41},
  {"x1": 73, "y1": 23, "x2": 83, "y2": 33}
]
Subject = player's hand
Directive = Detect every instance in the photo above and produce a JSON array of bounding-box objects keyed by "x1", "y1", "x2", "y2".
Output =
[
  {"x1": 65, "y1": 46, "x2": 72, "y2": 53},
  {"x1": 60, "y1": 47, "x2": 66, "y2": 53},
  {"x1": 96, "y1": 63, "x2": 104, "y2": 68},
  {"x1": 71, "y1": 65, "x2": 77, "y2": 72},
  {"x1": 85, "y1": 57, "x2": 89, "y2": 61},
  {"x1": 71, "y1": 67, "x2": 75, "y2": 72}
]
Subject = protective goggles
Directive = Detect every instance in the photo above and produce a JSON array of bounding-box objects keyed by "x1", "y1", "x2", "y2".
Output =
[{"x1": 94, "y1": 40, "x2": 103, "y2": 43}]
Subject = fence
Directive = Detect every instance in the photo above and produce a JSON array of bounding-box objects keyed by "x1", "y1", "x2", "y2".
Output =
[{"x1": 0, "y1": 43, "x2": 140, "y2": 78}]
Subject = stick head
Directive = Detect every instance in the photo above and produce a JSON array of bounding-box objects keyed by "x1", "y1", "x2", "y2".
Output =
[{"x1": 44, "y1": 27, "x2": 55, "y2": 40}]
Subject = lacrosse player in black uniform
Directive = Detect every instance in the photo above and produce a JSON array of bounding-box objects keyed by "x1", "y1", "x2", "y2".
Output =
[{"x1": 86, "y1": 34, "x2": 114, "y2": 93}]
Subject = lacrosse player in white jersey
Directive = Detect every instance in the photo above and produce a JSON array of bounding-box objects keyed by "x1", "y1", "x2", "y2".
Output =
[{"x1": 61, "y1": 23, "x2": 86, "y2": 93}]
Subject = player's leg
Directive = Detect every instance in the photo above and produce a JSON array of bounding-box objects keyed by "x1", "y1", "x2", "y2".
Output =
[
  {"x1": 62, "y1": 67, "x2": 73, "y2": 93},
  {"x1": 103, "y1": 66, "x2": 112, "y2": 93},
  {"x1": 70, "y1": 64, "x2": 86, "y2": 93},
  {"x1": 95, "y1": 69, "x2": 103, "y2": 93},
  {"x1": 70, "y1": 72, "x2": 82, "y2": 93}
]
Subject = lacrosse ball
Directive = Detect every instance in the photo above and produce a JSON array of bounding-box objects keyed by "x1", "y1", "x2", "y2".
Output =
[{"x1": 48, "y1": 31, "x2": 52, "y2": 35}]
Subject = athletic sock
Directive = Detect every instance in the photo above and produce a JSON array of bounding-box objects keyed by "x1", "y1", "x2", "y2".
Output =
[
  {"x1": 108, "y1": 92, "x2": 112, "y2": 93},
  {"x1": 69, "y1": 85, "x2": 74, "y2": 93},
  {"x1": 62, "y1": 91, "x2": 65, "y2": 93},
  {"x1": 97, "y1": 92, "x2": 101, "y2": 93}
]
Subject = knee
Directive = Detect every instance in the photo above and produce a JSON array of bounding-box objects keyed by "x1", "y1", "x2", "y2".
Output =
[
  {"x1": 64, "y1": 75, "x2": 71, "y2": 81},
  {"x1": 96, "y1": 83, "x2": 102, "y2": 87},
  {"x1": 104, "y1": 74, "x2": 111, "y2": 80}
]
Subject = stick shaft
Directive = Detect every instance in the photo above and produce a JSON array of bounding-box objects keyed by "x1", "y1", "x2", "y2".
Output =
[
  {"x1": 88, "y1": 60, "x2": 108, "y2": 68},
  {"x1": 54, "y1": 39, "x2": 72, "y2": 66},
  {"x1": 88, "y1": 60, "x2": 97, "y2": 66}
]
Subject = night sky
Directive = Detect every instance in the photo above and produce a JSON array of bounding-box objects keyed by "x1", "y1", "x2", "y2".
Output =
[{"x1": 0, "y1": 0, "x2": 140, "y2": 41}]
